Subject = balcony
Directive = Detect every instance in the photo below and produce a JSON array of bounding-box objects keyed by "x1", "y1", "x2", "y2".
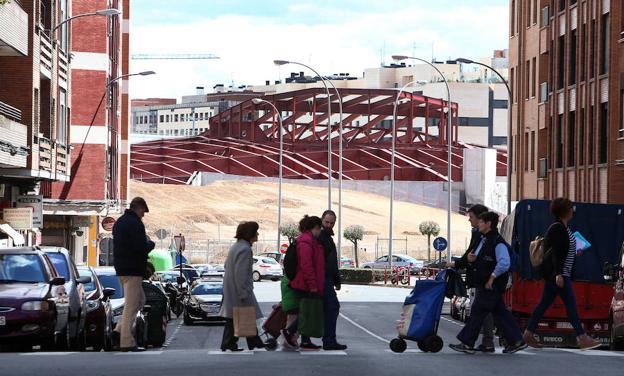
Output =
[
  {"x1": 0, "y1": 101, "x2": 28, "y2": 169},
  {"x1": 0, "y1": 0, "x2": 28, "y2": 56},
  {"x1": 40, "y1": 32, "x2": 53, "y2": 78}
]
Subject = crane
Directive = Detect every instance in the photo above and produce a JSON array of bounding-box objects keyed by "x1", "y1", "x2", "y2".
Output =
[{"x1": 131, "y1": 53, "x2": 220, "y2": 60}]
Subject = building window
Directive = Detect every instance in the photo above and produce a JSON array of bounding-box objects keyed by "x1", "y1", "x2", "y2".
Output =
[
  {"x1": 166, "y1": 115, "x2": 170, "y2": 122},
  {"x1": 600, "y1": 13, "x2": 610, "y2": 75},
  {"x1": 569, "y1": 29, "x2": 577, "y2": 85},
  {"x1": 174, "y1": 114, "x2": 178, "y2": 122},
  {"x1": 539, "y1": 82, "x2": 548, "y2": 102},
  {"x1": 524, "y1": 132, "x2": 529, "y2": 171},
  {"x1": 59, "y1": 0, "x2": 69, "y2": 54},
  {"x1": 579, "y1": 109, "x2": 585, "y2": 165},
  {"x1": 557, "y1": 114, "x2": 564, "y2": 168},
  {"x1": 580, "y1": 23, "x2": 586, "y2": 81},
  {"x1": 568, "y1": 111, "x2": 576, "y2": 167},
  {"x1": 58, "y1": 89, "x2": 67, "y2": 144},
  {"x1": 589, "y1": 106, "x2": 594, "y2": 164},
  {"x1": 159, "y1": 115, "x2": 164, "y2": 123},
  {"x1": 531, "y1": 131, "x2": 536, "y2": 170},
  {"x1": 620, "y1": 91, "x2": 624, "y2": 138},
  {"x1": 531, "y1": 57, "x2": 537, "y2": 97},
  {"x1": 511, "y1": 0, "x2": 516, "y2": 36},
  {"x1": 532, "y1": 0, "x2": 538, "y2": 25},
  {"x1": 541, "y1": 6, "x2": 550, "y2": 27},
  {"x1": 599, "y1": 102, "x2": 608, "y2": 163},
  {"x1": 590, "y1": 20, "x2": 596, "y2": 78},
  {"x1": 510, "y1": 67, "x2": 515, "y2": 103},
  {"x1": 526, "y1": 0, "x2": 531, "y2": 28},
  {"x1": 558, "y1": 35, "x2": 565, "y2": 90},
  {"x1": 200, "y1": 113, "x2": 204, "y2": 121},
  {"x1": 525, "y1": 60, "x2": 530, "y2": 99},
  {"x1": 559, "y1": 0, "x2": 565, "y2": 12}
]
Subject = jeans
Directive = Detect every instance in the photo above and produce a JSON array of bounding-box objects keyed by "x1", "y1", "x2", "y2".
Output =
[
  {"x1": 115, "y1": 276, "x2": 145, "y2": 348},
  {"x1": 526, "y1": 276, "x2": 584, "y2": 336},
  {"x1": 322, "y1": 280, "x2": 340, "y2": 345}
]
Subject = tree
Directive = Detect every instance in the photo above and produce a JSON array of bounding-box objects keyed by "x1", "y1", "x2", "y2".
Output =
[
  {"x1": 419, "y1": 221, "x2": 440, "y2": 263},
  {"x1": 279, "y1": 222, "x2": 299, "y2": 244},
  {"x1": 344, "y1": 225, "x2": 364, "y2": 268}
]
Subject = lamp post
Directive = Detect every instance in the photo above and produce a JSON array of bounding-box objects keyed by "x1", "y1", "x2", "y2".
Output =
[
  {"x1": 105, "y1": 71, "x2": 155, "y2": 213},
  {"x1": 456, "y1": 58, "x2": 513, "y2": 214},
  {"x1": 273, "y1": 60, "x2": 344, "y2": 263},
  {"x1": 251, "y1": 98, "x2": 284, "y2": 254},
  {"x1": 392, "y1": 55, "x2": 453, "y2": 264},
  {"x1": 51, "y1": 8, "x2": 121, "y2": 34}
]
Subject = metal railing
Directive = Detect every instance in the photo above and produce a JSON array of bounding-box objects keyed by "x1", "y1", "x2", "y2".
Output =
[
  {"x1": 38, "y1": 136, "x2": 53, "y2": 171},
  {"x1": 0, "y1": 101, "x2": 22, "y2": 122},
  {"x1": 39, "y1": 32, "x2": 53, "y2": 74}
]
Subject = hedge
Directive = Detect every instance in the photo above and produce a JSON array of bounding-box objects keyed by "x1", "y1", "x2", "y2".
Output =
[{"x1": 339, "y1": 268, "x2": 373, "y2": 284}]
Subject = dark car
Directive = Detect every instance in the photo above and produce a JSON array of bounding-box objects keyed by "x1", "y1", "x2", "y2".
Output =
[
  {"x1": 609, "y1": 243, "x2": 624, "y2": 350},
  {"x1": 41, "y1": 247, "x2": 91, "y2": 350},
  {"x1": 0, "y1": 247, "x2": 69, "y2": 351},
  {"x1": 171, "y1": 264, "x2": 201, "y2": 283},
  {"x1": 77, "y1": 266, "x2": 115, "y2": 351},
  {"x1": 183, "y1": 281, "x2": 224, "y2": 325}
]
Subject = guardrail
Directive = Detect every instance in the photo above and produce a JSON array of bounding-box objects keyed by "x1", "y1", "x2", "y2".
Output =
[{"x1": 0, "y1": 101, "x2": 22, "y2": 122}]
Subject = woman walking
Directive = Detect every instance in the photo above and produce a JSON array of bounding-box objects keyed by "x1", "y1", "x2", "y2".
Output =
[
  {"x1": 522, "y1": 198, "x2": 601, "y2": 350},
  {"x1": 282, "y1": 215, "x2": 325, "y2": 350},
  {"x1": 219, "y1": 221, "x2": 266, "y2": 352}
]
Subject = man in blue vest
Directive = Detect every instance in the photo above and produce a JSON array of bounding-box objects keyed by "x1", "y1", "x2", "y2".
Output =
[{"x1": 449, "y1": 211, "x2": 527, "y2": 354}]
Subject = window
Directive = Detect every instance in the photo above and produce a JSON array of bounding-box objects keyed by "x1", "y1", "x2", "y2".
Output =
[
  {"x1": 166, "y1": 115, "x2": 170, "y2": 122},
  {"x1": 0, "y1": 254, "x2": 46, "y2": 283},
  {"x1": 199, "y1": 113, "x2": 204, "y2": 121},
  {"x1": 531, "y1": 57, "x2": 536, "y2": 97},
  {"x1": 559, "y1": 0, "x2": 565, "y2": 12},
  {"x1": 531, "y1": 131, "x2": 536, "y2": 170},
  {"x1": 524, "y1": 132, "x2": 529, "y2": 171},
  {"x1": 621, "y1": 91, "x2": 624, "y2": 138},
  {"x1": 159, "y1": 115, "x2": 164, "y2": 123},
  {"x1": 59, "y1": 0, "x2": 68, "y2": 53},
  {"x1": 557, "y1": 114, "x2": 564, "y2": 168},
  {"x1": 599, "y1": 103, "x2": 608, "y2": 163},
  {"x1": 205, "y1": 112, "x2": 209, "y2": 119},
  {"x1": 540, "y1": 82, "x2": 549, "y2": 102},
  {"x1": 510, "y1": 67, "x2": 516, "y2": 103},
  {"x1": 580, "y1": 23, "x2": 586, "y2": 81},
  {"x1": 569, "y1": 29, "x2": 577, "y2": 85},
  {"x1": 589, "y1": 106, "x2": 594, "y2": 164},
  {"x1": 600, "y1": 13, "x2": 610, "y2": 75},
  {"x1": 568, "y1": 111, "x2": 576, "y2": 166},
  {"x1": 579, "y1": 109, "x2": 585, "y2": 165},
  {"x1": 526, "y1": 0, "x2": 531, "y2": 28},
  {"x1": 175, "y1": 114, "x2": 179, "y2": 122},
  {"x1": 590, "y1": 20, "x2": 596, "y2": 78},
  {"x1": 58, "y1": 89, "x2": 67, "y2": 144},
  {"x1": 46, "y1": 253, "x2": 69, "y2": 280},
  {"x1": 541, "y1": 6, "x2": 550, "y2": 27},
  {"x1": 525, "y1": 60, "x2": 530, "y2": 99},
  {"x1": 511, "y1": 0, "x2": 516, "y2": 35},
  {"x1": 558, "y1": 35, "x2": 565, "y2": 89},
  {"x1": 533, "y1": 0, "x2": 538, "y2": 25}
]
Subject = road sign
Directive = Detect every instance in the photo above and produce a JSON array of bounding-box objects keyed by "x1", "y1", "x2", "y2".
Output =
[
  {"x1": 280, "y1": 243, "x2": 288, "y2": 254},
  {"x1": 16, "y1": 195, "x2": 43, "y2": 228},
  {"x1": 155, "y1": 229, "x2": 168, "y2": 240},
  {"x1": 173, "y1": 234, "x2": 185, "y2": 252},
  {"x1": 3, "y1": 208, "x2": 33, "y2": 230},
  {"x1": 101, "y1": 217, "x2": 116, "y2": 232},
  {"x1": 433, "y1": 237, "x2": 448, "y2": 252}
]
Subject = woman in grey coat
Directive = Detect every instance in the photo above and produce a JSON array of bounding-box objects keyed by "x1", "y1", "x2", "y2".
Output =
[{"x1": 220, "y1": 221, "x2": 265, "y2": 351}]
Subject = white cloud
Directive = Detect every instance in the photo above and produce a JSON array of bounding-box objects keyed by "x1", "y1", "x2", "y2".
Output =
[{"x1": 129, "y1": 4, "x2": 509, "y2": 100}]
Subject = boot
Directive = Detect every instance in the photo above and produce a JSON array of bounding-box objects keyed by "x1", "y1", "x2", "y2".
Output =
[
  {"x1": 577, "y1": 334, "x2": 601, "y2": 350},
  {"x1": 522, "y1": 330, "x2": 543, "y2": 348}
]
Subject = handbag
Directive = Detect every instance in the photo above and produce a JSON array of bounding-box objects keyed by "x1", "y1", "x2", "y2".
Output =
[
  {"x1": 233, "y1": 306, "x2": 258, "y2": 337},
  {"x1": 299, "y1": 298, "x2": 324, "y2": 338}
]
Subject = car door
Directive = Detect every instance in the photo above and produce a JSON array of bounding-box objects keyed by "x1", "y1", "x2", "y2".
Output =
[
  {"x1": 374, "y1": 256, "x2": 388, "y2": 269},
  {"x1": 42, "y1": 254, "x2": 70, "y2": 335}
]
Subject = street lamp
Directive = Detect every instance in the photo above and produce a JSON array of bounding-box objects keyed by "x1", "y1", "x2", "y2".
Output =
[
  {"x1": 392, "y1": 55, "x2": 453, "y2": 264},
  {"x1": 51, "y1": 8, "x2": 121, "y2": 34},
  {"x1": 273, "y1": 59, "x2": 345, "y2": 263},
  {"x1": 456, "y1": 57, "x2": 513, "y2": 214},
  {"x1": 251, "y1": 98, "x2": 284, "y2": 254}
]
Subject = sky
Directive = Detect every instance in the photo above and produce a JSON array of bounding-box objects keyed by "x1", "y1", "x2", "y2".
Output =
[{"x1": 129, "y1": 0, "x2": 509, "y2": 100}]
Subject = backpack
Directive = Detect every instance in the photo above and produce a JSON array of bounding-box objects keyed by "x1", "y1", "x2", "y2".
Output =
[
  {"x1": 283, "y1": 241, "x2": 298, "y2": 280},
  {"x1": 529, "y1": 236, "x2": 546, "y2": 267}
]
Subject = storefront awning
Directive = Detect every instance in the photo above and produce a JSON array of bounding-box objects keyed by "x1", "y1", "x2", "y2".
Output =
[{"x1": 0, "y1": 222, "x2": 25, "y2": 246}]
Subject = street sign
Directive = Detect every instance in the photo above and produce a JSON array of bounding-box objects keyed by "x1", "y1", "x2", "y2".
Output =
[
  {"x1": 173, "y1": 234, "x2": 185, "y2": 252},
  {"x1": 280, "y1": 243, "x2": 288, "y2": 254},
  {"x1": 16, "y1": 195, "x2": 43, "y2": 228},
  {"x1": 101, "y1": 217, "x2": 116, "y2": 232},
  {"x1": 155, "y1": 229, "x2": 168, "y2": 240},
  {"x1": 3, "y1": 208, "x2": 33, "y2": 230},
  {"x1": 433, "y1": 237, "x2": 448, "y2": 252}
]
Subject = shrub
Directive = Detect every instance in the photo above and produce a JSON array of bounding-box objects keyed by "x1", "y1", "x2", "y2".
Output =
[{"x1": 339, "y1": 268, "x2": 373, "y2": 284}]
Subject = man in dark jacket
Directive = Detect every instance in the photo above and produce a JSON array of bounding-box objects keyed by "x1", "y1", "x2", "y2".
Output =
[
  {"x1": 453, "y1": 204, "x2": 495, "y2": 352},
  {"x1": 112, "y1": 197, "x2": 155, "y2": 352},
  {"x1": 318, "y1": 210, "x2": 347, "y2": 351},
  {"x1": 450, "y1": 212, "x2": 527, "y2": 354}
]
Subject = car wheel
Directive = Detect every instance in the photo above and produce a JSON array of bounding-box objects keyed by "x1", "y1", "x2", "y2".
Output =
[{"x1": 252, "y1": 271, "x2": 261, "y2": 282}]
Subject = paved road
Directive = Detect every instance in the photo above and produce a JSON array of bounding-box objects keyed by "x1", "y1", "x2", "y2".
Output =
[{"x1": 1, "y1": 282, "x2": 622, "y2": 376}]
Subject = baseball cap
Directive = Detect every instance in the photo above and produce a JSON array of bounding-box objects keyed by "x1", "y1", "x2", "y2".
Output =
[{"x1": 130, "y1": 197, "x2": 150, "y2": 212}]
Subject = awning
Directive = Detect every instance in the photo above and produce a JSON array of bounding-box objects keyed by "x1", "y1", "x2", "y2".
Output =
[{"x1": 0, "y1": 222, "x2": 25, "y2": 246}]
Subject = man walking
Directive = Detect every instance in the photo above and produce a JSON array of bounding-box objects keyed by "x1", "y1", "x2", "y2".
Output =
[
  {"x1": 449, "y1": 211, "x2": 527, "y2": 354},
  {"x1": 318, "y1": 210, "x2": 347, "y2": 351},
  {"x1": 454, "y1": 204, "x2": 496, "y2": 353},
  {"x1": 112, "y1": 197, "x2": 155, "y2": 352}
]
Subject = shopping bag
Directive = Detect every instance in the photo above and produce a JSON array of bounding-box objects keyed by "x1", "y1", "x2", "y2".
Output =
[
  {"x1": 299, "y1": 298, "x2": 324, "y2": 338},
  {"x1": 233, "y1": 306, "x2": 258, "y2": 337}
]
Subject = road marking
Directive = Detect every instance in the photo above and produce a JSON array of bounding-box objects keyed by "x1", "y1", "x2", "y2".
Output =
[
  {"x1": 553, "y1": 348, "x2": 624, "y2": 357},
  {"x1": 207, "y1": 350, "x2": 254, "y2": 355},
  {"x1": 116, "y1": 351, "x2": 164, "y2": 355},
  {"x1": 300, "y1": 350, "x2": 347, "y2": 356},
  {"x1": 160, "y1": 320, "x2": 183, "y2": 350},
  {"x1": 440, "y1": 316, "x2": 464, "y2": 327},
  {"x1": 20, "y1": 352, "x2": 77, "y2": 356},
  {"x1": 339, "y1": 312, "x2": 390, "y2": 344}
]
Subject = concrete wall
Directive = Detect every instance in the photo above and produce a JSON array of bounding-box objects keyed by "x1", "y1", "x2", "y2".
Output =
[{"x1": 463, "y1": 148, "x2": 508, "y2": 213}]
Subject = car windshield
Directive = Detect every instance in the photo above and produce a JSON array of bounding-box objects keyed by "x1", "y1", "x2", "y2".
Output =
[
  {"x1": 161, "y1": 273, "x2": 184, "y2": 283},
  {"x1": 262, "y1": 258, "x2": 278, "y2": 264},
  {"x1": 0, "y1": 254, "x2": 46, "y2": 283},
  {"x1": 78, "y1": 269, "x2": 97, "y2": 292},
  {"x1": 191, "y1": 284, "x2": 223, "y2": 295},
  {"x1": 46, "y1": 253, "x2": 70, "y2": 280},
  {"x1": 96, "y1": 274, "x2": 124, "y2": 299}
]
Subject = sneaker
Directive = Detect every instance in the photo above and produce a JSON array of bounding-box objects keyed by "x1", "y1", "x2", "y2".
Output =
[
  {"x1": 300, "y1": 342, "x2": 322, "y2": 351},
  {"x1": 449, "y1": 343, "x2": 475, "y2": 354},
  {"x1": 281, "y1": 329, "x2": 298, "y2": 348},
  {"x1": 475, "y1": 344, "x2": 495, "y2": 353},
  {"x1": 578, "y1": 335, "x2": 602, "y2": 350},
  {"x1": 323, "y1": 343, "x2": 348, "y2": 351},
  {"x1": 503, "y1": 341, "x2": 528, "y2": 354},
  {"x1": 522, "y1": 330, "x2": 543, "y2": 349}
]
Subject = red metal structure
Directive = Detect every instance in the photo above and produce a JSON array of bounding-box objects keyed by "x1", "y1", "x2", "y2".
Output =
[{"x1": 131, "y1": 88, "x2": 507, "y2": 184}]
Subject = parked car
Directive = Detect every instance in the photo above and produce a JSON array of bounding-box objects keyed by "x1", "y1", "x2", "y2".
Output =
[
  {"x1": 257, "y1": 252, "x2": 284, "y2": 265},
  {"x1": 362, "y1": 254, "x2": 424, "y2": 274},
  {"x1": 171, "y1": 264, "x2": 201, "y2": 282},
  {"x1": 193, "y1": 264, "x2": 224, "y2": 278},
  {"x1": 183, "y1": 280, "x2": 224, "y2": 325},
  {"x1": 608, "y1": 242, "x2": 624, "y2": 350},
  {"x1": 149, "y1": 280, "x2": 172, "y2": 321},
  {"x1": 92, "y1": 267, "x2": 149, "y2": 348},
  {"x1": 41, "y1": 247, "x2": 91, "y2": 350},
  {"x1": 340, "y1": 257, "x2": 355, "y2": 269},
  {"x1": 252, "y1": 256, "x2": 283, "y2": 282},
  {"x1": 154, "y1": 271, "x2": 189, "y2": 289},
  {"x1": 0, "y1": 247, "x2": 69, "y2": 351},
  {"x1": 77, "y1": 266, "x2": 115, "y2": 351}
]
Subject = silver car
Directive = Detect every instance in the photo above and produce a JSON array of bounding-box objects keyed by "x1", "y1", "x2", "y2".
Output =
[{"x1": 252, "y1": 257, "x2": 283, "y2": 282}]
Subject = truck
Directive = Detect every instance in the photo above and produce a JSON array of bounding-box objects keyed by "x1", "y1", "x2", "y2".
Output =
[{"x1": 500, "y1": 199, "x2": 624, "y2": 348}]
